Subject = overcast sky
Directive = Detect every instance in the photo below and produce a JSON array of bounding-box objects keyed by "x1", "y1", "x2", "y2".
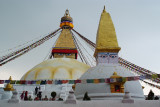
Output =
[{"x1": 0, "y1": 0, "x2": 160, "y2": 82}]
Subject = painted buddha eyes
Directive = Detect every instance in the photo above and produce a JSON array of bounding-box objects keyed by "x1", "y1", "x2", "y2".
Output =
[
  {"x1": 58, "y1": 53, "x2": 72, "y2": 56},
  {"x1": 99, "y1": 55, "x2": 107, "y2": 58},
  {"x1": 66, "y1": 53, "x2": 71, "y2": 56},
  {"x1": 58, "y1": 53, "x2": 64, "y2": 56},
  {"x1": 99, "y1": 55, "x2": 117, "y2": 58},
  {"x1": 109, "y1": 55, "x2": 117, "y2": 58}
]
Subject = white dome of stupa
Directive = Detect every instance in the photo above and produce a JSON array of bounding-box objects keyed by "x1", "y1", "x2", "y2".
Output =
[
  {"x1": 75, "y1": 64, "x2": 144, "y2": 100},
  {"x1": 21, "y1": 58, "x2": 90, "y2": 80}
]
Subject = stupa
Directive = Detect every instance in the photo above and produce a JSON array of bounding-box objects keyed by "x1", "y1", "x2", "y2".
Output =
[
  {"x1": 21, "y1": 9, "x2": 90, "y2": 80},
  {"x1": 0, "y1": 9, "x2": 90, "y2": 101},
  {"x1": 75, "y1": 7, "x2": 144, "y2": 100},
  {"x1": 0, "y1": 6, "x2": 159, "y2": 107}
]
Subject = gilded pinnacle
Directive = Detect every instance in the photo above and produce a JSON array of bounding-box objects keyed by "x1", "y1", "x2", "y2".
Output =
[
  {"x1": 103, "y1": 5, "x2": 106, "y2": 12},
  {"x1": 94, "y1": 7, "x2": 121, "y2": 57}
]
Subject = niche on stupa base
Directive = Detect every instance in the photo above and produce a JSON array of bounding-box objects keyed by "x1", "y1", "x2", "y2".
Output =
[{"x1": 110, "y1": 72, "x2": 125, "y2": 93}]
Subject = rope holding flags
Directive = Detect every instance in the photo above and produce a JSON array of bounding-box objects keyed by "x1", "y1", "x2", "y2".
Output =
[
  {"x1": 0, "y1": 28, "x2": 61, "y2": 66},
  {"x1": 0, "y1": 75, "x2": 145, "y2": 85},
  {"x1": 1, "y1": 75, "x2": 159, "y2": 90}
]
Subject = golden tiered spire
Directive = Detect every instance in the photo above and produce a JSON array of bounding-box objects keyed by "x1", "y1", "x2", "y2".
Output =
[
  {"x1": 4, "y1": 76, "x2": 14, "y2": 91},
  {"x1": 94, "y1": 6, "x2": 121, "y2": 57},
  {"x1": 52, "y1": 10, "x2": 77, "y2": 59},
  {"x1": 54, "y1": 29, "x2": 76, "y2": 49}
]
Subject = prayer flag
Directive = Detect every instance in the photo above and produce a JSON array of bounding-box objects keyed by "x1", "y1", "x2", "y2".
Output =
[
  {"x1": 69, "y1": 80, "x2": 74, "y2": 84},
  {"x1": 62, "y1": 80, "x2": 68, "y2": 84},
  {"x1": 99, "y1": 79, "x2": 105, "y2": 83},
  {"x1": 75, "y1": 80, "x2": 81, "y2": 83},
  {"x1": 5, "y1": 80, "x2": 10, "y2": 83},
  {"x1": 140, "y1": 75, "x2": 146, "y2": 80},
  {"x1": 105, "y1": 78, "x2": 110, "y2": 83},
  {"x1": 10, "y1": 80, "x2": 16, "y2": 84},
  {"x1": 0, "y1": 80, "x2": 4, "y2": 84},
  {"x1": 54, "y1": 80, "x2": 58, "y2": 85},
  {"x1": 40, "y1": 80, "x2": 46, "y2": 85},
  {"x1": 57, "y1": 80, "x2": 62, "y2": 84},
  {"x1": 31, "y1": 81, "x2": 36, "y2": 84},
  {"x1": 27, "y1": 81, "x2": 32, "y2": 84},
  {"x1": 36, "y1": 81, "x2": 41, "y2": 84},
  {"x1": 20, "y1": 80, "x2": 26, "y2": 84},
  {"x1": 47, "y1": 80, "x2": 53, "y2": 84},
  {"x1": 16, "y1": 81, "x2": 20, "y2": 84},
  {"x1": 87, "y1": 79, "x2": 94, "y2": 83},
  {"x1": 94, "y1": 79, "x2": 99, "y2": 83}
]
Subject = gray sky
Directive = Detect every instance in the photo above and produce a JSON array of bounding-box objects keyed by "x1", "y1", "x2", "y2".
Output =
[{"x1": 0, "y1": 0, "x2": 160, "y2": 81}]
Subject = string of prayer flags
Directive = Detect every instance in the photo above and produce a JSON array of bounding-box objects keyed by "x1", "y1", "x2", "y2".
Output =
[{"x1": 0, "y1": 75, "x2": 153, "y2": 85}]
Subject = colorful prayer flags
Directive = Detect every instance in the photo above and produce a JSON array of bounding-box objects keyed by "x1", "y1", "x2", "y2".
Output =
[{"x1": 0, "y1": 75, "x2": 146, "y2": 85}]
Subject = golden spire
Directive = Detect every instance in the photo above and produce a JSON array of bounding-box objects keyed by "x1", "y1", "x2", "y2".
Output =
[
  {"x1": 60, "y1": 9, "x2": 73, "y2": 29},
  {"x1": 54, "y1": 29, "x2": 76, "y2": 49},
  {"x1": 103, "y1": 5, "x2": 106, "y2": 12},
  {"x1": 94, "y1": 7, "x2": 121, "y2": 57},
  {"x1": 52, "y1": 10, "x2": 77, "y2": 59},
  {"x1": 4, "y1": 76, "x2": 14, "y2": 91},
  {"x1": 9, "y1": 76, "x2": 12, "y2": 81},
  {"x1": 65, "y1": 9, "x2": 69, "y2": 16}
]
